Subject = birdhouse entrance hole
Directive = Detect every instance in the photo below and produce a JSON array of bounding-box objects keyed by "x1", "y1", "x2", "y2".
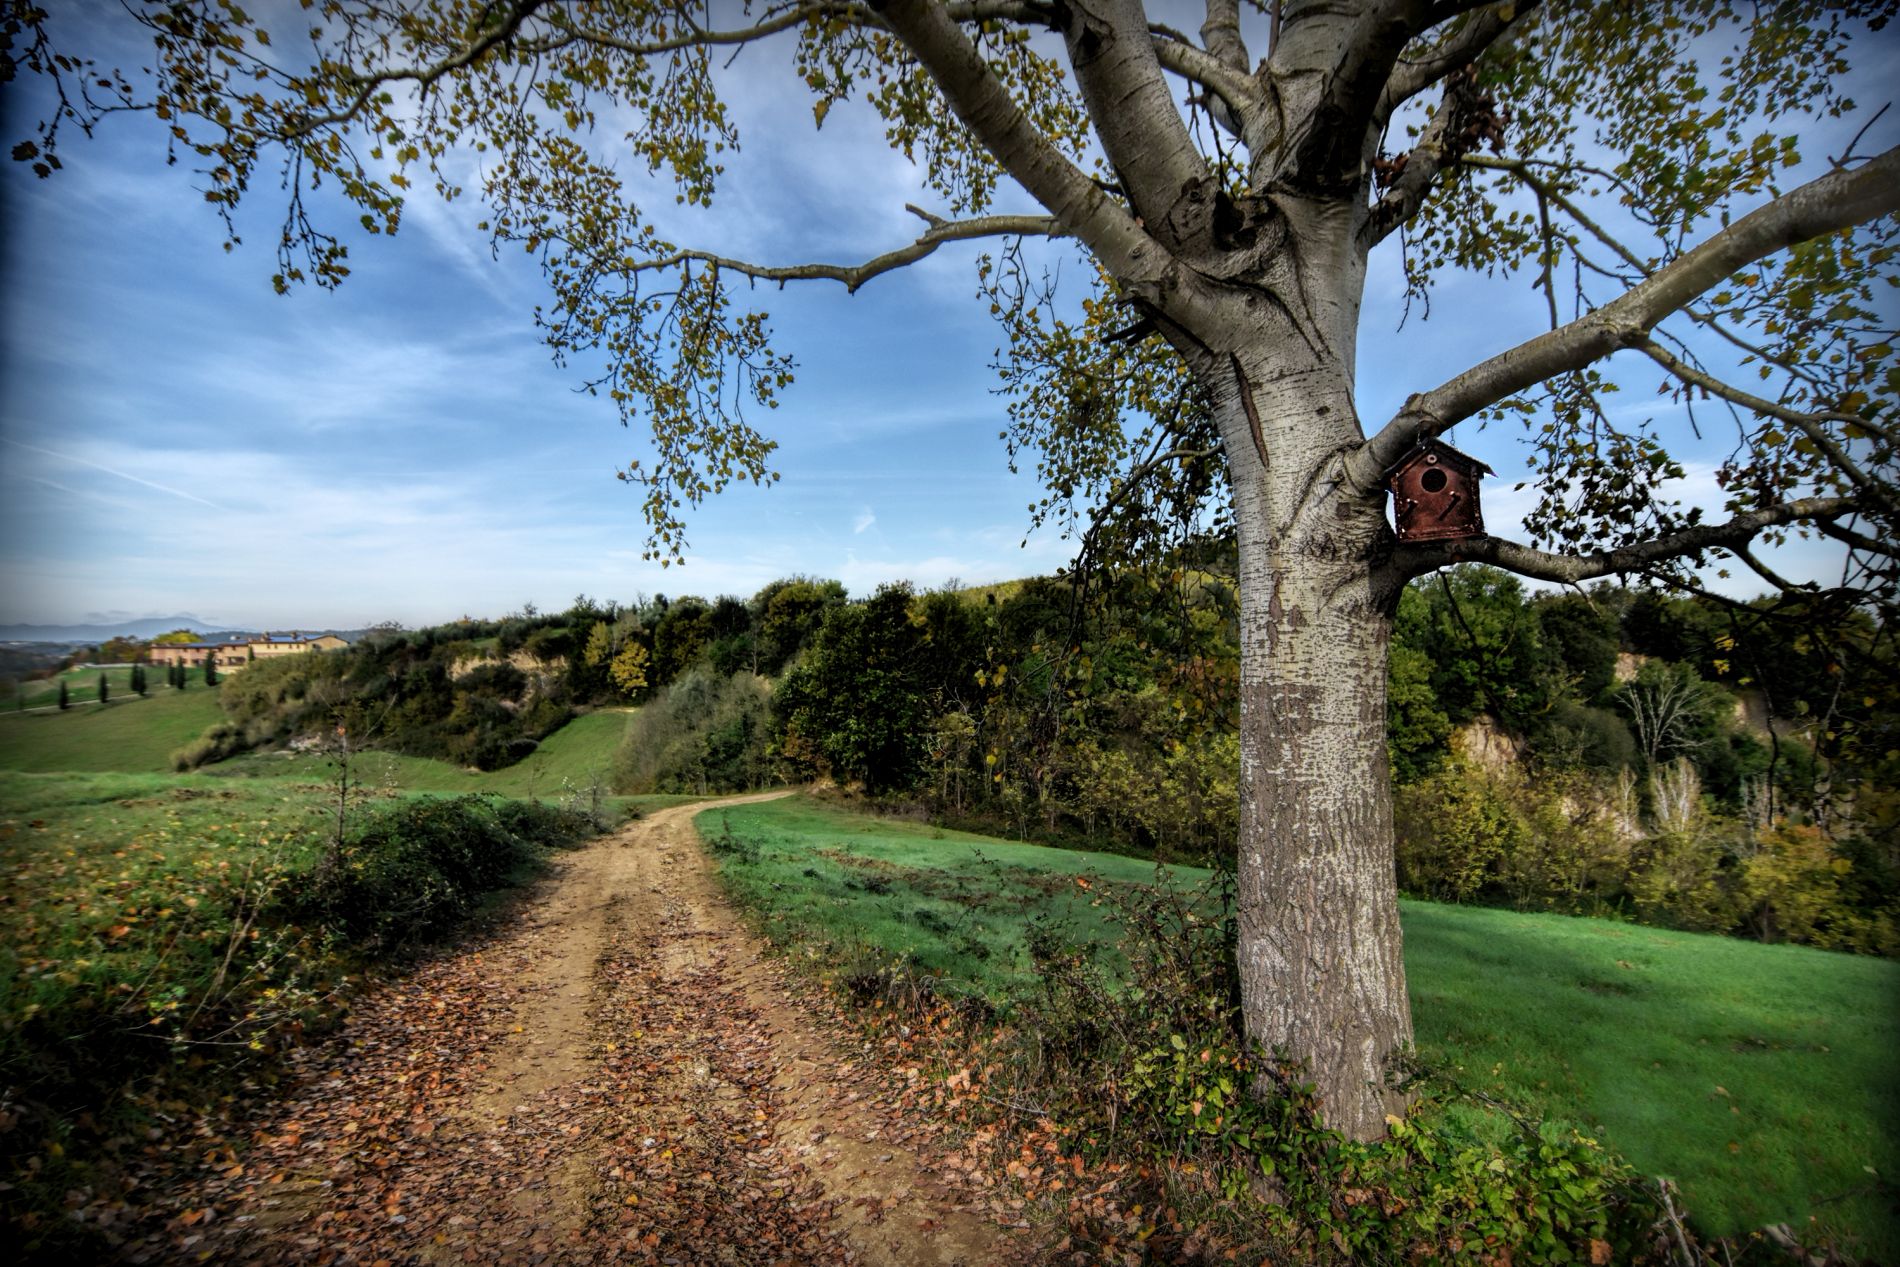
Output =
[{"x1": 1420, "y1": 467, "x2": 1449, "y2": 493}]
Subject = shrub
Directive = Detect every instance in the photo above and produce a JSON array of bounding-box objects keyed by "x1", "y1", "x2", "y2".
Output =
[
  {"x1": 455, "y1": 660, "x2": 528, "y2": 700},
  {"x1": 616, "y1": 669, "x2": 772, "y2": 794},
  {"x1": 307, "y1": 795, "x2": 592, "y2": 947},
  {"x1": 492, "y1": 798, "x2": 600, "y2": 848},
  {"x1": 1394, "y1": 758, "x2": 1533, "y2": 902},
  {"x1": 1530, "y1": 699, "x2": 1638, "y2": 773},
  {"x1": 170, "y1": 721, "x2": 246, "y2": 770}
]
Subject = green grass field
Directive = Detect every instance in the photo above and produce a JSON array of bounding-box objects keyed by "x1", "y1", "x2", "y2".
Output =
[
  {"x1": 213, "y1": 709, "x2": 637, "y2": 798},
  {"x1": 3, "y1": 663, "x2": 177, "y2": 709},
  {"x1": 697, "y1": 796, "x2": 1900, "y2": 1258},
  {"x1": 0, "y1": 688, "x2": 226, "y2": 773}
]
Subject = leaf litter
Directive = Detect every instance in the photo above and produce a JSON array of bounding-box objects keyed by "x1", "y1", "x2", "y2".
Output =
[{"x1": 91, "y1": 796, "x2": 1023, "y2": 1266}]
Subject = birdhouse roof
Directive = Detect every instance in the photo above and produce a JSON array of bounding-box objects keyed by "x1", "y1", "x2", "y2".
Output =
[{"x1": 1386, "y1": 438, "x2": 1494, "y2": 485}]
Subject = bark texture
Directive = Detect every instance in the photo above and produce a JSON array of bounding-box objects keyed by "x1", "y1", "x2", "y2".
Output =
[{"x1": 1187, "y1": 194, "x2": 1413, "y2": 1140}]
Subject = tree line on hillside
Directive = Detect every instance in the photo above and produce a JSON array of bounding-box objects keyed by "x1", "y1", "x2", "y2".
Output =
[
  {"x1": 610, "y1": 564, "x2": 1896, "y2": 955},
  {"x1": 176, "y1": 564, "x2": 1896, "y2": 955}
]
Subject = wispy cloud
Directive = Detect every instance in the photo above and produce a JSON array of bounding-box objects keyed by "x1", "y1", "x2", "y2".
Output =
[
  {"x1": 3, "y1": 437, "x2": 228, "y2": 510},
  {"x1": 852, "y1": 507, "x2": 876, "y2": 534}
]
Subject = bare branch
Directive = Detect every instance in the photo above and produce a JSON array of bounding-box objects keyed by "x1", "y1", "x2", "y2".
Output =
[
  {"x1": 1389, "y1": 496, "x2": 1865, "y2": 585},
  {"x1": 1351, "y1": 145, "x2": 1900, "y2": 489},
  {"x1": 286, "y1": 0, "x2": 554, "y2": 136},
  {"x1": 287, "y1": 0, "x2": 1053, "y2": 138},
  {"x1": 628, "y1": 210, "x2": 1064, "y2": 293},
  {"x1": 1733, "y1": 544, "x2": 1815, "y2": 594},
  {"x1": 873, "y1": 0, "x2": 1163, "y2": 284}
]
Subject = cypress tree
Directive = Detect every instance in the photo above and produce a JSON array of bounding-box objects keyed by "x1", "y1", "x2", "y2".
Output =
[
  {"x1": 98, "y1": 673, "x2": 108, "y2": 704},
  {"x1": 132, "y1": 664, "x2": 146, "y2": 695},
  {"x1": 57, "y1": 680, "x2": 69, "y2": 710},
  {"x1": 204, "y1": 653, "x2": 218, "y2": 687}
]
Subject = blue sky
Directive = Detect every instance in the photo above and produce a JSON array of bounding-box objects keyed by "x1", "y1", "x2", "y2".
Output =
[{"x1": 0, "y1": 4, "x2": 1884, "y2": 630}]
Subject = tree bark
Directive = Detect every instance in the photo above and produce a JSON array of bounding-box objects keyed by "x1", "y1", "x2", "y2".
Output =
[{"x1": 1203, "y1": 223, "x2": 1413, "y2": 1140}]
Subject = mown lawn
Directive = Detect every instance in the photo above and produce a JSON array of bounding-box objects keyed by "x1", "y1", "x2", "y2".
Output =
[
  {"x1": 698, "y1": 795, "x2": 1900, "y2": 1259},
  {"x1": 0, "y1": 689, "x2": 226, "y2": 773}
]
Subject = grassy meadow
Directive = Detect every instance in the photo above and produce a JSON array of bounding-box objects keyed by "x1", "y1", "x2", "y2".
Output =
[
  {"x1": 0, "y1": 687, "x2": 226, "y2": 773},
  {"x1": 215, "y1": 707, "x2": 638, "y2": 797},
  {"x1": 697, "y1": 796, "x2": 1900, "y2": 1258},
  {"x1": 3, "y1": 663, "x2": 167, "y2": 709}
]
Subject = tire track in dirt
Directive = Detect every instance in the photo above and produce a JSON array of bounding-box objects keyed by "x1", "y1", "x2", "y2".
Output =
[{"x1": 131, "y1": 795, "x2": 1018, "y2": 1266}]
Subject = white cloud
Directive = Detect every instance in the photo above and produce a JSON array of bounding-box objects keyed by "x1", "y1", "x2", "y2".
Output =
[{"x1": 852, "y1": 507, "x2": 876, "y2": 534}]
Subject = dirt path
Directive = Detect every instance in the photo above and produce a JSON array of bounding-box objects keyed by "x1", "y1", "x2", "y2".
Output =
[{"x1": 143, "y1": 796, "x2": 1019, "y2": 1266}]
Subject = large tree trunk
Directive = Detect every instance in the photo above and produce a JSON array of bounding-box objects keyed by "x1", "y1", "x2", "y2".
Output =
[{"x1": 1213, "y1": 337, "x2": 1412, "y2": 1143}]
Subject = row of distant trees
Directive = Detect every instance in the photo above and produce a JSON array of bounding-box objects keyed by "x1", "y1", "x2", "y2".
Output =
[{"x1": 26, "y1": 660, "x2": 212, "y2": 711}]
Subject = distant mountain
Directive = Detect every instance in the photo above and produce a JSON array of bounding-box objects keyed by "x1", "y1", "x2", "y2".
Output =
[{"x1": 0, "y1": 615, "x2": 237, "y2": 643}]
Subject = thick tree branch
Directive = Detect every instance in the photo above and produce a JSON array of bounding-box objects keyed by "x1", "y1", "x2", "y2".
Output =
[
  {"x1": 1461, "y1": 153, "x2": 1876, "y2": 402},
  {"x1": 1361, "y1": 70, "x2": 1474, "y2": 245},
  {"x1": 1058, "y1": 0, "x2": 1211, "y2": 241},
  {"x1": 1272, "y1": 0, "x2": 1429, "y2": 194},
  {"x1": 1350, "y1": 145, "x2": 1900, "y2": 489},
  {"x1": 627, "y1": 209, "x2": 1063, "y2": 293},
  {"x1": 1150, "y1": 30, "x2": 1265, "y2": 129},
  {"x1": 1374, "y1": 2, "x2": 1534, "y2": 124},
  {"x1": 1200, "y1": 0, "x2": 1250, "y2": 73},
  {"x1": 872, "y1": 0, "x2": 1163, "y2": 284},
  {"x1": 1390, "y1": 496, "x2": 1866, "y2": 584}
]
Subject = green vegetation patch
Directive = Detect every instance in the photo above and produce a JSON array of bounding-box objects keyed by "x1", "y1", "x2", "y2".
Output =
[
  {"x1": 702, "y1": 795, "x2": 1185, "y2": 993},
  {"x1": 701, "y1": 796, "x2": 1900, "y2": 1258},
  {"x1": 1406, "y1": 901, "x2": 1899, "y2": 1254},
  {"x1": 216, "y1": 708, "x2": 633, "y2": 798},
  {"x1": 0, "y1": 689, "x2": 227, "y2": 773},
  {"x1": 0, "y1": 767, "x2": 608, "y2": 1255}
]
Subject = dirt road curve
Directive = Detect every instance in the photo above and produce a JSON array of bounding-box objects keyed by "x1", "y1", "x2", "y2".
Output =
[{"x1": 156, "y1": 795, "x2": 1017, "y2": 1266}]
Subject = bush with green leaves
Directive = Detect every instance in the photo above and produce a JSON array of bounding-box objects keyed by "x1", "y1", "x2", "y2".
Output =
[
  {"x1": 170, "y1": 720, "x2": 247, "y2": 771},
  {"x1": 614, "y1": 668, "x2": 772, "y2": 794},
  {"x1": 304, "y1": 795, "x2": 586, "y2": 948}
]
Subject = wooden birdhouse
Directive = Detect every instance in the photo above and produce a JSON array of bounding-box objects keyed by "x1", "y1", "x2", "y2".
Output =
[{"x1": 1386, "y1": 439, "x2": 1494, "y2": 543}]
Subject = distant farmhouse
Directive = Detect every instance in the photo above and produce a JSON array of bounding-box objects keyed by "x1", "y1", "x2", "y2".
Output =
[{"x1": 146, "y1": 632, "x2": 349, "y2": 670}]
